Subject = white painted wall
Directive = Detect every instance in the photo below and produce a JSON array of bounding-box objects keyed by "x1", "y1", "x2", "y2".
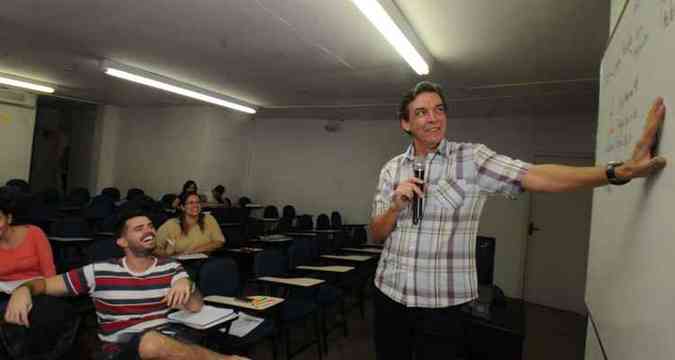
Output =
[
  {"x1": 246, "y1": 117, "x2": 409, "y2": 224},
  {"x1": 247, "y1": 111, "x2": 596, "y2": 298},
  {"x1": 112, "y1": 106, "x2": 253, "y2": 199},
  {"x1": 0, "y1": 93, "x2": 37, "y2": 185},
  {"x1": 94, "y1": 103, "x2": 596, "y2": 299}
]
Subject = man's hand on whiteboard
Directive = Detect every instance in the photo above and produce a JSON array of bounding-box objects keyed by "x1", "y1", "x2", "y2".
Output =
[{"x1": 619, "y1": 97, "x2": 667, "y2": 180}]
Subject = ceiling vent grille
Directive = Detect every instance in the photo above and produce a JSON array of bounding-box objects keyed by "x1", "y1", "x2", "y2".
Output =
[{"x1": 0, "y1": 87, "x2": 34, "y2": 108}]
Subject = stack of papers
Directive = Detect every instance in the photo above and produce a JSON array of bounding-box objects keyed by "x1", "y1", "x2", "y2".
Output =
[
  {"x1": 173, "y1": 253, "x2": 209, "y2": 261},
  {"x1": 222, "y1": 313, "x2": 265, "y2": 337},
  {"x1": 168, "y1": 305, "x2": 237, "y2": 329}
]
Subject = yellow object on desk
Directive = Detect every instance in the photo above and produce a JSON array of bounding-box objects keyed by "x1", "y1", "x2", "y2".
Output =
[
  {"x1": 204, "y1": 295, "x2": 285, "y2": 310},
  {"x1": 257, "y1": 276, "x2": 325, "y2": 287}
]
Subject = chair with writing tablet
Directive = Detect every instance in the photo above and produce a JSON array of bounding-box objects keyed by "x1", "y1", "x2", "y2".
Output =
[
  {"x1": 199, "y1": 257, "x2": 279, "y2": 360},
  {"x1": 253, "y1": 250, "x2": 323, "y2": 360}
]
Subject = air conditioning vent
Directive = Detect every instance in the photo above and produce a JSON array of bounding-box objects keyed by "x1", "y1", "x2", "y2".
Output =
[{"x1": 0, "y1": 87, "x2": 35, "y2": 108}]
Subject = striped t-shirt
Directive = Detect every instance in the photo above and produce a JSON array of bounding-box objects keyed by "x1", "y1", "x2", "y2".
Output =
[{"x1": 62, "y1": 257, "x2": 189, "y2": 343}]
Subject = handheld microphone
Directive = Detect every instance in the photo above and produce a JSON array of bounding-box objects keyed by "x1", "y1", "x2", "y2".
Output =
[{"x1": 412, "y1": 156, "x2": 425, "y2": 225}]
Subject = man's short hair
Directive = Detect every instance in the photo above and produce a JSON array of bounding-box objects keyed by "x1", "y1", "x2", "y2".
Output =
[
  {"x1": 397, "y1": 81, "x2": 448, "y2": 121},
  {"x1": 115, "y1": 207, "x2": 152, "y2": 238}
]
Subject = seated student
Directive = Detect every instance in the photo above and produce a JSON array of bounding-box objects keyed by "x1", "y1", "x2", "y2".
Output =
[
  {"x1": 211, "y1": 185, "x2": 231, "y2": 207},
  {"x1": 155, "y1": 192, "x2": 225, "y2": 256},
  {"x1": 0, "y1": 194, "x2": 56, "y2": 309},
  {"x1": 4, "y1": 208, "x2": 247, "y2": 360},
  {"x1": 0, "y1": 193, "x2": 79, "y2": 359}
]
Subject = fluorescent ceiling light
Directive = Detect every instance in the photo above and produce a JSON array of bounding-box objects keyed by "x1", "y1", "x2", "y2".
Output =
[
  {"x1": 0, "y1": 76, "x2": 54, "y2": 93},
  {"x1": 351, "y1": 0, "x2": 430, "y2": 75},
  {"x1": 104, "y1": 65, "x2": 256, "y2": 114}
]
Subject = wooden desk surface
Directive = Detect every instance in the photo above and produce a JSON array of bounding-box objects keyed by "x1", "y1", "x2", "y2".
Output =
[
  {"x1": 341, "y1": 247, "x2": 382, "y2": 254},
  {"x1": 257, "y1": 276, "x2": 325, "y2": 287},
  {"x1": 49, "y1": 236, "x2": 94, "y2": 242},
  {"x1": 296, "y1": 265, "x2": 354, "y2": 273},
  {"x1": 321, "y1": 254, "x2": 373, "y2": 262},
  {"x1": 205, "y1": 295, "x2": 284, "y2": 311},
  {"x1": 285, "y1": 232, "x2": 317, "y2": 237}
]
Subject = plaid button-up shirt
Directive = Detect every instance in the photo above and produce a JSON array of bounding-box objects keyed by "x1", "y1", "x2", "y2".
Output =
[{"x1": 372, "y1": 139, "x2": 531, "y2": 308}]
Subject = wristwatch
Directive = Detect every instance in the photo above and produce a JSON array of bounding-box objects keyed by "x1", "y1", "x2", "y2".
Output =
[{"x1": 606, "y1": 161, "x2": 631, "y2": 185}]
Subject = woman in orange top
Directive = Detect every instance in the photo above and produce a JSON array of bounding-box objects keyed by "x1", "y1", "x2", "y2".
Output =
[
  {"x1": 0, "y1": 193, "x2": 78, "y2": 360},
  {"x1": 0, "y1": 195, "x2": 56, "y2": 308}
]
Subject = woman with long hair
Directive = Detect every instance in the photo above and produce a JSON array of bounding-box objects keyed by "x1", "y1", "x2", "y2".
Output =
[{"x1": 155, "y1": 192, "x2": 225, "y2": 256}]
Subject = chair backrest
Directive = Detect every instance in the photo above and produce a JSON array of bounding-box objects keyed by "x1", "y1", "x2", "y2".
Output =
[
  {"x1": 221, "y1": 226, "x2": 243, "y2": 248},
  {"x1": 5, "y1": 179, "x2": 30, "y2": 194},
  {"x1": 352, "y1": 226, "x2": 368, "y2": 246},
  {"x1": 316, "y1": 214, "x2": 330, "y2": 230},
  {"x1": 330, "y1": 211, "x2": 342, "y2": 228},
  {"x1": 253, "y1": 250, "x2": 288, "y2": 277},
  {"x1": 315, "y1": 232, "x2": 335, "y2": 255},
  {"x1": 66, "y1": 187, "x2": 91, "y2": 207},
  {"x1": 87, "y1": 234, "x2": 124, "y2": 262},
  {"x1": 288, "y1": 236, "x2": 318, "y2": 267},
  {"x1": 296, "y1": 215, "x2": 313, "y2": 231},
  {"x1": 159, "y1": 193, "x2": 177, "y2": 209},
  {"x1": 50, "y1": 217, "x2": 92, "y2": 237},
  {"x1": 238, "y1": 196, "x2": 252, "y2": 208},
  {"x1": 199, "y1": 257, "x2": 240, "y2": 297},
  {"x1": 263, "y1": 205, "x2": 279, "y2": 219},
  {"x1": 282, "y1": 205, "x2": 296, "y2": 219},
  {"x1": 83, "y1": 195, "x2": 115, "y2": 220},
  {"x1": 101, "y1": 214, "x2": 119, "y2": 233},
  {"x1": 276, "y1": 217, "x2": 293, "y2": 233},
  {"x1": 101, "y1": 187, "x2": 121, "y2": 202},
  {"x1": 126, "y1": 188, "x2": 145, "y2": 201},
  {"x1": 208, "y1": 207, "x2": 228, "y2": 223}
]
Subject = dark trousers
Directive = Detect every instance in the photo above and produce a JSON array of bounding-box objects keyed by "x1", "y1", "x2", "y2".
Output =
[{"x1": 373, "y1": 287, "x2": 465, "y2": 360}]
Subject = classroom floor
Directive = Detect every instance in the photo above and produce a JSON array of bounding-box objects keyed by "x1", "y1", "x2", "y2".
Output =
[
  {"x1": 249, "y1": 301, "x2": 588, "y2": 360},
  {"x1": 68, "y1": 297, "x2": 587, "y2": 360}
]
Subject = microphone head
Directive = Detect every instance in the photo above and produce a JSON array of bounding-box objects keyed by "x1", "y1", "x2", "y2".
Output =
[{"x1": 413, "y1": 155, "x2": 425, "y2": 171}]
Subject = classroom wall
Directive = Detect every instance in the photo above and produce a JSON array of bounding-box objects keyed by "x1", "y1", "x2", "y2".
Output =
[
  {"x1": 98, "y1": 102, "x2": 596, "y2": 299},
  {"x1": 247, "y1": 110, "x2": 596, "y2": 298},
  {"x1": 112, "y1": 106, "x2": 253, "y2": 200},
  {"x1": 0, "y1": 92, "x2": 37, "y2": 186}
]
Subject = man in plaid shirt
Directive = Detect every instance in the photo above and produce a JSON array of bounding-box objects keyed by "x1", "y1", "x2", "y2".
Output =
[{"x1": 370, "y1": 81, "x2": 666, "y2": 359}]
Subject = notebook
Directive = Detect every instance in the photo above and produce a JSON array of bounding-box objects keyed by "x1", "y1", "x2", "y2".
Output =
[{"x1": 167, "y1": 305, "x2": 237, "y2": 329}]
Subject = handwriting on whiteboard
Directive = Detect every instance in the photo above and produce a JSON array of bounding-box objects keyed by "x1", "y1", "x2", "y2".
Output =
[{"x1": 663, "y1": 0, "x2": 675, "y2": 29}]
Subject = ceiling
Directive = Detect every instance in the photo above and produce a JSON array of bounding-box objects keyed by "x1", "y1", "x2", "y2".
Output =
[{"x1": 0, "y1": 0, "x2": 609, "y2": 117}]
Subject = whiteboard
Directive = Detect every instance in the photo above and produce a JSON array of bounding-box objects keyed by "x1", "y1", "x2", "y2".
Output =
[{"x1": 586, "y1": 1, "x2": 675, "y2": 359}]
